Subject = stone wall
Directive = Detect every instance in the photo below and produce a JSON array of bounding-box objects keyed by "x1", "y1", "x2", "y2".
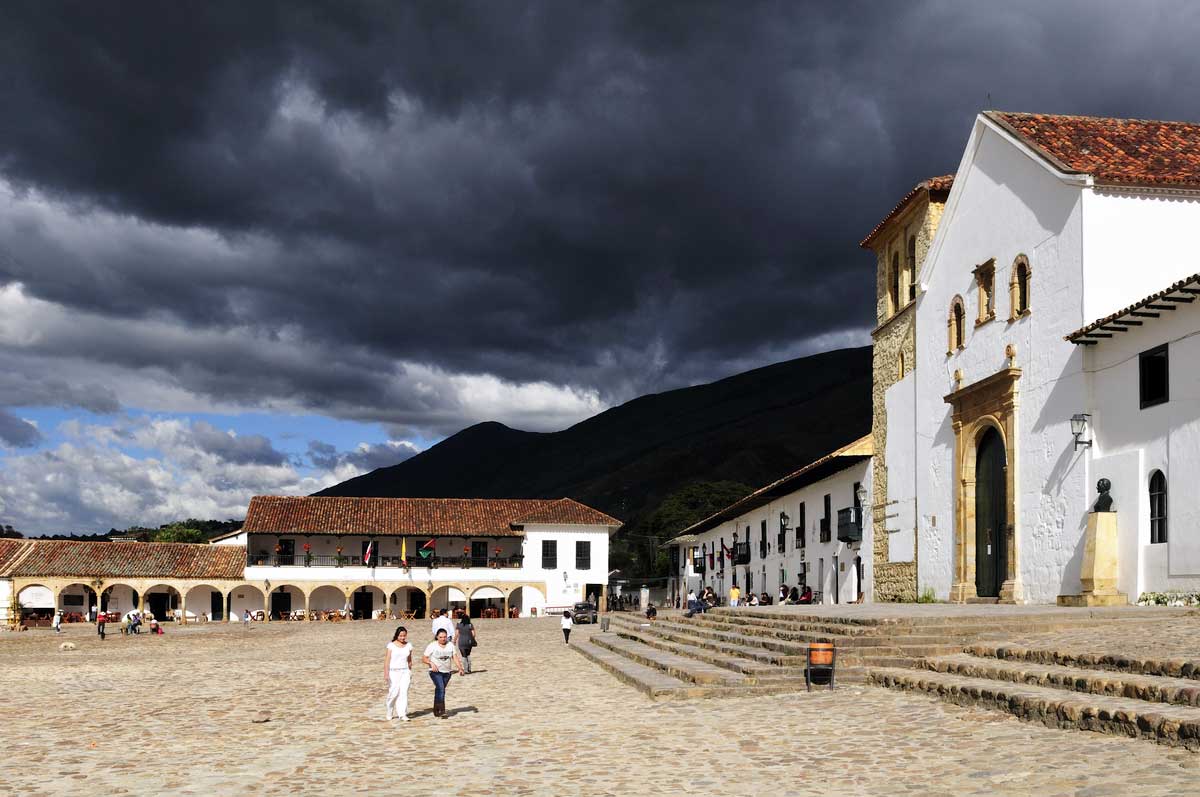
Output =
[{"x1": 868, "y1": 190, "x2": 945, "y2": 602}]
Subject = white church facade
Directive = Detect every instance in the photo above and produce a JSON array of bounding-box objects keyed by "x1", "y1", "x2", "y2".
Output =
[{"x1": 886, "y1": 111, "x2": 1200, "y2": 604}]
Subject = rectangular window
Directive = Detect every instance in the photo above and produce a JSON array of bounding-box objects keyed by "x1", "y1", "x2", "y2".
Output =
[
  {"x1": 760, "y1": 520, "x2": 768, "y2": 559},
  {"x1": 541, "y1": 540, "x2": 557, "y2": 569},
  {"x1": 575, "y1": 540, "x2": 591, "y2": 570},
  {"x1": 974, "y1": 259, "x2": 996, "y2": 324},
  {"x1": 1140, "y1": 344, "x2": 1169, "y2": 409},
  {"x1": 797, "y1": 502, "x2": 806, "y2": 549},
  {"x1": 821, "y1": 494, "x2": 832, "y2": 543}
]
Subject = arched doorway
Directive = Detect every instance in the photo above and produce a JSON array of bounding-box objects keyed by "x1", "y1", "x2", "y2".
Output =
[
  {"x1": 349, "y1": 585, "x2": 387, "y2": 619},
  {"x1": 507, "y1": 585, "x2": 545, "y2": 618},
  {"x1": 57, "y1": 583, "x2": 99, "y2": 621},
  {"x1": 269, "y1": 585, "x2": 305, "y2": 620},
  {"x1": 469, "y1": 586, "x2": 503, "y2": 618},
  {"x1": 16, "y1": 584, "x2": 53, "y2": 625},
  {"x1": 975, "y1": 426, "x2": 1007, "y2": 598},
  {"x1": 100, "y1": 584, "x2": 139, "y2": 615},
  {"x1": 184, "y1": 584, "x2": 223, "y2": 621},
  {"x1": 429, "y1": 586, "x2": 466, "y2": 614},
  {"x1": 229, "y1": 585, "x2": 265, "y2": 620},
  {"x1": 390, "y1": 587, "x2": 426, "y2": 619},
  {"x1": 308, "y1": 585, "x2": 346, "y2": 615},
  {"x1": 143, "y1": 584, "x2": 183, "y2": 621}
]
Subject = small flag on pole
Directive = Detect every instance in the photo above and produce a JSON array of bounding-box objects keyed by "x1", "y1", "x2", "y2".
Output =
[
  {"x1": 400, "y1": 538, "x2": 407, "y2": 567},
  {"x1": 363, "y1": 540, "x2": 374, "y2": 566}
]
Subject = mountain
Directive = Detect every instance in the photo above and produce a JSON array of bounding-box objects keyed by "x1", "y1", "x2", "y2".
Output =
[{"x1": 318, "y1": 346, "x2": 872, "y2": 550}]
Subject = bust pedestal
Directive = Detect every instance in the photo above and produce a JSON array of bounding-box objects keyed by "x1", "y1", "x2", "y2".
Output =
[{"x1": 1058, "y1": 512, "x2": 1128, "y2": 606}]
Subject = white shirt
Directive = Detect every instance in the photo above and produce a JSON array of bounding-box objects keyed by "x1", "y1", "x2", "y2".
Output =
[
  {"x1": 386, "y1": 641, "x2": 412, "y2": 670},
  {"x1": 561, "y1": 614, "x2": 573, "y2": 630},
  {"x1": 424, "y1": 641, "x2": 458, "y2": 673},
  {"x1": 431, "y1": 615, "x2": 456, "y2": 641}
]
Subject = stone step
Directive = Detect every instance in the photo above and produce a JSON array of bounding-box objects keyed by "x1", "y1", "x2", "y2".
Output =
[
  {"x1": 589, "y1": 633, "x2": 751, "y2": 687},
  {"x1": 693, "y1": 611, "x2": 1110, "y2": 641},
  {"x1": 570, "y1": 640, "x2": 720, "y2": 701},
  {"x1": 966, "y1": 642, "x2": 1200, "y2": 682},
  {"x1": 925, "y1": 653, "x2": 1200, "y2": 707},
  {"x1": 613, "y1": 620, "x2": 810, "y2": 665},
  {"x1": 620, "y1": 619, "x2": 814, "y2": 658},
  {"x1": 685, "y1": 616, "x2": 967, "y2": 648},
  {"x1": 868, "y1": 666, "x2": 1200, "y2": 750},
  {"x1": 612, "y1": 627, "x2": 811, "y2": 680}
]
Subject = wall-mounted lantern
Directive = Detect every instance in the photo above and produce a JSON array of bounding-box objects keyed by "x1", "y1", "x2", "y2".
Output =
[
  {"x1": 779, "y1": 511, "x2": 790, "y2": 533},
  {"x1": 1070, "y1": 413, "x2": 1092, "y2": 450}
]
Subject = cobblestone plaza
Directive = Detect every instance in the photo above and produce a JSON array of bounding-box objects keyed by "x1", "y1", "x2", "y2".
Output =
[{"x1": 3, "y1": 614, "x2": 1199, "y2": 796}]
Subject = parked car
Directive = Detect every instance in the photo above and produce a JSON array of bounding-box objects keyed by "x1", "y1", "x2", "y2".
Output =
[{"x1": 572, "y1": 601, "x2": 598, "y2": 624}]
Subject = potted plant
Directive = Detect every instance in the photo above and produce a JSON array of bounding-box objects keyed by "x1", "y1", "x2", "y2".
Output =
[{"x1": 303, "y1": 542, "x2": 312, "y2": 567}]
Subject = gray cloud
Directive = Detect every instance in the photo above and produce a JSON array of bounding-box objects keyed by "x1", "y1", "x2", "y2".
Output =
[
  {"x1": 2, "y1": 2, "x2": 1199, "y2": 436},
  {"x1": 0, "y1": 409, "x2": 41, "y2": 447},
  {"x1": 190, "y1": 421, "x2": 288, "y2": 466},
  {"x1": 307, "y1": 439, "x2": 420, "y2": 472}
]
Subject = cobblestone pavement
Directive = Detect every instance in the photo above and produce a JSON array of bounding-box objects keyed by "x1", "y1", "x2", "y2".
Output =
[{"x1": 2, "y1": 618, "x2": 1197, "y2": 796}]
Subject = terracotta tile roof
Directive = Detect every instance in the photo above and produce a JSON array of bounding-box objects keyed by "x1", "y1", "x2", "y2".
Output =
[
  {"x1": 4, "y1": 540, "x2": 247, "y2": 580},
  {"x1": 860, "y1": 175, "x2": 954, "y2": 248},
  {"x1": 989, "y1": 112, "x2": 1200, "y2": 188},
  {"x1": 1066, "y1": 273, "x2": 1200, "y2": 344},
  {"x1": 671, "y1": 434, "x2": 873, "y2": 541},
  {"x1": 0, "y1": 538, "x2": 31, "y2": 576},
  {"x1": 242, "y1": 496, "x2": 622, "y2": 538}
]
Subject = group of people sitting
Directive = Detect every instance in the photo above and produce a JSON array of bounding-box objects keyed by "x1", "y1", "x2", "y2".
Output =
[{"x1": 779, "y1": 584, "x2": 815, "y2": 605}]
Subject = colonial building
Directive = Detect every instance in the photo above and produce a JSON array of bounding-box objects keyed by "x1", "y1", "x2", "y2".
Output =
[
  {"x1": 860, "y1": 175, "x2": 952, "y2": 601},
  {"x1": 665, "y1": 435, "x2": 872, "y2": 606},
  {"x1": 888, "y1": 111, "x2": 1200, "y2": 603},
  {"x1": 3, "y1": 495, "x2": 621, "y2": 624}
]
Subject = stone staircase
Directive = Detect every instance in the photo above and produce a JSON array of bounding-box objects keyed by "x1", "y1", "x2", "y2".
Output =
[
  {"x1": 571, "y1": 607, "x2": 1046, "y2": 701},
  {"x1": 869, "y1": 641, "x2": 1200, "y2": 750}
]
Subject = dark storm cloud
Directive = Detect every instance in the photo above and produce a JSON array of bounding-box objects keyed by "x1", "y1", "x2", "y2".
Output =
[
  {"x1": 3, "y1": 1, "x2": 1200, "y2": 432},
  {"x1": 307, "y1": 439, "x2": 419, "y2": 471}
]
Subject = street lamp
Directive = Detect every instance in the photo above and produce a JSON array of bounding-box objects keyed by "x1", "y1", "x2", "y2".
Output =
[
  {"x1": 779, "y1": 511, "x2": 790, "y2": 532},
  {"x1": 1070, "y1": 413, "x2": 1092, "y2": 450}
]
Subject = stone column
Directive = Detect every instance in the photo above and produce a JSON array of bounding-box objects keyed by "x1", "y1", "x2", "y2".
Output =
[
  {"x1": 263, "y1": 590, "x2": 271, "y2": 622},
  {"x1": 180, "y1": 593, "x2": 187, "y2": 626},
  {"x1": 138, "y1": 589, "x2": 147, "y2": 614},
  {"x1": 302, "y1": 591, "x2": 310, "y2": 621},
  {"x1": 600, "y1": 584, "x2": 609, "y2": 615}
]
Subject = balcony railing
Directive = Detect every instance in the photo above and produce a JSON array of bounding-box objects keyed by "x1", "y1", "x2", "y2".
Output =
[
  {"x1": 836, "y1": 507, "x2": 862, "y2": 544},
  {"x1": 819, "y1": 517, "x2": 832, "y2": 543},
  {"x1": 248, "y1": 554, "x2": 525, "y2": 569}
]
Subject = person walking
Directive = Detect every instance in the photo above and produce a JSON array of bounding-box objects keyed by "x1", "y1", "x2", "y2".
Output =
[
  {"x1": 561, "y1": 610, "x2": 573, "y2": 644},
  {"x1": 242, "y1": 609, "x2": 251, "y2": 627},
  {"x1": 454, "y1": 614, "x2": 477, "y2": 674},
  {"x1": 422, "y1": 628, "x2": 464, "y2": 719},
  {"x1": 96, "y1": 610, "x2": 106, "y2": 640},
  {"x1": 52, "y1": 610, "x2": 63, "y2": 634},
  {"x1": 384, "y1": 626, "x2": 413, "y2": 721},
  {"x1": 729, "y1": 584, "x2": 740, "y2": 608},
  {"x1": 431, "y1": 608, "x2": 456, "y2": 641}
]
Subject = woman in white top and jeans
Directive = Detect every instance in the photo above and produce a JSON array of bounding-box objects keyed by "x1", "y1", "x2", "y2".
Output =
[
  {"x1": 384, "y1": 626, "x2": 413, "y2": 721},
  {"x1": 561, "y1": 610, "x2": 573, "y2": 644},
  {"x1": 422, "y1": 628, "x2": 464, "y2": 719}
]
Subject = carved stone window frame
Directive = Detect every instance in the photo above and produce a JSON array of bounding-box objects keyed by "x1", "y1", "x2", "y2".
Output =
[
  {"x1": 946, "y1": 296, "x2": 966, "y2": 355},
  {"x1": 1008, "y1": 255, "x2": 1031, "y2": 321},
  {"x1": 973, "y1": 259, "x2": 996, "y2": 326}
]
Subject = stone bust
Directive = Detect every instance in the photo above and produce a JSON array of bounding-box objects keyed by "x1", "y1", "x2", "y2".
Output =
[{"x1": 1093, "y1": 478, "x2": 1114, "y2": 512}]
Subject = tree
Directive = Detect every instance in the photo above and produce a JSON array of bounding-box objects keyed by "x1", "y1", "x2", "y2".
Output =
[
  {"x1": 0, "y1": 524, "x2": 23, "y2": 539},
  {"x1": 152, "y1": 523, "x2": 206, "y2": 544}
]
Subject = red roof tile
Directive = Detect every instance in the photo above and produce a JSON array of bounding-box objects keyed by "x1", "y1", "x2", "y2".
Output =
[
  {"x1": 0, "y1": 538, "x2": 30, "y2": 575},
  {"x1": 860, "y1": 175, "x2": 954, "y2": 248},
  {"x1": 5, "y1": 540, "x2": 246, "y2": 580},
  {"x1": 989, "y1": 112, "x2": 1200, "y2": 188},
  {"x1": 242, "y1": 496, "x2": 622, "y2": 538}
]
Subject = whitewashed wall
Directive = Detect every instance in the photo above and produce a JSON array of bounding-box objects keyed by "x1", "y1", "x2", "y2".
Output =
[
  {"x1": 1081, "y1": 190, "x2": 1200, "y2": 322},
  {"x1": 1087, "y1": 301, "x2": 1200, "y2": 596},
  {"x1": 914, "y1": 118, "x2": 1090, "y2": 603},
  {"x1": 885, "y1": 372, "x2": 917, "y2": 563},
  {"x1": 687, "y1": 460, "x2": 872, "y2": 605}
]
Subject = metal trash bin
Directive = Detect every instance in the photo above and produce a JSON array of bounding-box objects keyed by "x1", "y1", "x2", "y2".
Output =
[{"x1": 600, "y1": 615, "x2": 611, "y2": 632}]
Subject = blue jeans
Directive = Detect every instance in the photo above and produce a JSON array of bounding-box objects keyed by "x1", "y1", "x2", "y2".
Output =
[{"x1": 429, "y1": 671, "x2": 452, "y2": 702}]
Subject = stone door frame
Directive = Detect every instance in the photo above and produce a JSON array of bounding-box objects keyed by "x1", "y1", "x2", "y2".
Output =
[{"x1": 944, "y1": 367, "x2": 1020, "y2": 603}]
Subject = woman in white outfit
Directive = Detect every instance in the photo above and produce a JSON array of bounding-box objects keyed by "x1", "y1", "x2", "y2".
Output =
[
  {"x1": 561, "y1": 610, "x2": 573, "y2": 644},
  {"x1": 384, "y1": 626, "x2": 413, "y2": 721}
]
